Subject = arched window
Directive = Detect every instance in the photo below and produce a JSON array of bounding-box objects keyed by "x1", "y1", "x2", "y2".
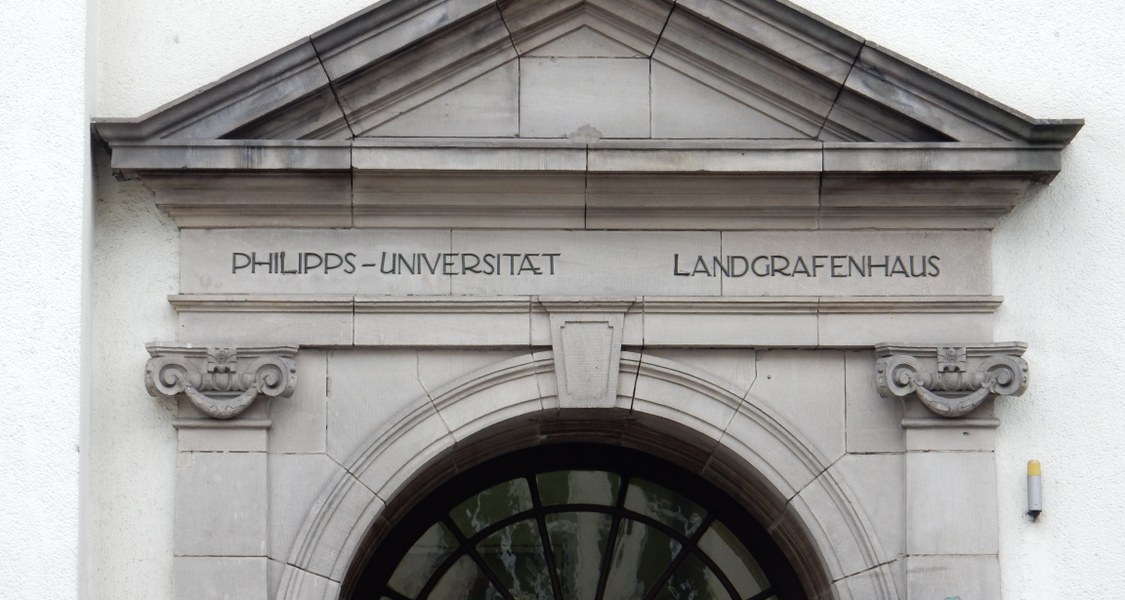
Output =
[{"x1": 350, "y1": 445, "x2": 805, "y2": 599}]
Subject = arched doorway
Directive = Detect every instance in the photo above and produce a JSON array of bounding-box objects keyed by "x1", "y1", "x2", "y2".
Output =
[{"x1": 349, "y1": 444, "x2": 804, "y2": 600}]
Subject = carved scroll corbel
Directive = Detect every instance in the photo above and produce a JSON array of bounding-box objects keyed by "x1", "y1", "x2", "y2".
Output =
[
  {"x1": 145, "y1": 344, "x2": 298, "y2": 419},
  {"x1": 874, "y1": 343, "x2": 1028, "y2": 418}
]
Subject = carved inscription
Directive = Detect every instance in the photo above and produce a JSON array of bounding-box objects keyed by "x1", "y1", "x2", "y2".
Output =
[
  {"x1": 673, "y1": 254, "x2": 941, "y2": 278},
  {"x1": 231, "y1": 251, "x2": 561, "y2": 276},
  {"x1": 180, "y1": 229, "x2": 989, "y2": 296}
]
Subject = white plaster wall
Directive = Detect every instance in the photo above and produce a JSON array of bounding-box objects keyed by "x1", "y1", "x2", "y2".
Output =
[
  {"x1": 89, "y1": 1, "x2": 1125, "y2": 599},
  {"x1": 0, "y1": 1, "x2": 89, "y2": 598}
]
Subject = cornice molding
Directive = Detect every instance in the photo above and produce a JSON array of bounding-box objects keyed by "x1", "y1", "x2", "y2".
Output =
[
  {"x1": 874, "y1": 342, "x2": 1028, "y2": 418},
  {"x1": 145, "y1": 344, "x2": 298, "y2": 419}
]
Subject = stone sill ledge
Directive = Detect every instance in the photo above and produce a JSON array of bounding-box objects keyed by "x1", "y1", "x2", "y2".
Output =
[{"x1": 168, "y1": 294, "x2": 1000, "y2": 348}]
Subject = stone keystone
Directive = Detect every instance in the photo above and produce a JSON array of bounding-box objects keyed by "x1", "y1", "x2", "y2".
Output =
[
  {"x1": 145, "y1": 344, "x2": 298, "y2": 419},
  {"x1": 874, "y1": 343, "x2": 1028, "y2": 418}
]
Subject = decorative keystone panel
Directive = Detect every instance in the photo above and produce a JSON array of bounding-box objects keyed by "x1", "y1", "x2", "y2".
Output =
[
  {"x1": 145, "y1": 344, "x2": 298, "y2": 419},
  {"x1": 874, "y1": 343, "x2": 1028, "y2": 418},
  {"x1": 542, "y1": 300, "x2": 634, "y2": 409}
]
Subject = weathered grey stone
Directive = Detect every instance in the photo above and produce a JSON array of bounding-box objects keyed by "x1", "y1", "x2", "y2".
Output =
[
  {"x1": 274, "y1": 564, "x2": 341, "y2": 600},
  {"x1": 585, "y1": 173, "x2": 820, "y2": 230},
  {"x1": 431, "y1": 355, "x2": 546, "y2": 442},
  {"x1": 175, "y1": 419, "x2": 270, "y2": 453},
  {"x1": 325, "y1": 350, "x2": 429, "y2": 463},
  {"x1": 905, "y1": 554, "x2": 1000, "y2": 599},
  {"x1": 324, "y1": 4, "x2": 515, "y2": 137},
  {"x1": 830, "y1": 454, "x2": 906, "y2": 559},
  {"x1": 844, "y1": 351, "x2": 905, "y2": 454},
  {"x1": 416, "y1": 350, "x2": 527, "y2": 395},
  {"x1": 499, "y1": 0, "x2": 673, "y2": 57},
  {"x1": 875, "y1": 342, "x2": 1028, "y2": 418},
  {"x1": 641, "y1": 298, "x2": 820, "y2": 347},
  {"x1": 721, "y1": 230, "x2": 991, "y2": 297},
  {"x1": 520, "y1": 58, "x2": 650, "y2": 139},
  {"x1": 451, "y1": 230, "x2": 721, "y2": 296},
  {"x1": 146, "y1": 344, "x2": 298, "y2": 421},
  {"x1": 287, "y1": 472, "x2": 385, "y2": 580},
  {"x1": 906, "y1": 451, "x2": 999, "y2": 555},
  {"x1": 175, "y1": 556, "x2": 269, "y2": 600},
  {"x1": 631, "y1": 353, "x2": 743, "y2": 441},
  {"x1": 544, "y1": 301, "x2": 631, "y2": 409},
  {"x1": 747, "y1": 350, "x2": 846, "y2": 466},
  {"x1": 180, "y1": 229, "x2": 451, "y2": 296},
  {"x1": 353, "y1": 171, "x2": 585, "y2": 229},
  {"x1": 642, "y1": 349, "x2": 758, "y2": 398},
  {"x1": 173, "y1": 296, "x2": 355, "y2": 347},
  {"x1": 363, "y1": 61, "x2": 519, "y2": 137},
  {"x1": 175, "y1": 451, "x2": 268, "y2": 557},
  {"x1": 268, "y1": 454, "x2": 342, "y2": 562},
  {"x1": 354, "y1": 298, "x2": 532, "y2": 347},
  {"x1": 269, "y1": 351, "x2": 328, "y2": 454},
  {"x1": 818, "y1": 309, "x2": 995, "y2": 347},
  {"x1": 651, "y1": 62, "x2": 807, "y2": 139}
]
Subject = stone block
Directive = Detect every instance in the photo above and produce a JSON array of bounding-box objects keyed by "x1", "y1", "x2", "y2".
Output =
[
  {"x1": 720, "y1": 230, "x2": 992, "y2": 297},
  {"x1": 430, "y1": 354, "x2": 546, "y2": 440},
  {"x1": 363, "y1": 61, "x2": 518, "y2": 137},
  {"x1": 718, "y1": 403, "x2": 821, "y2": 500},
  {"x1": 178, "y1": 309, "x2": 355, "y2": 347},
  {"x1": 176, "y1": 420, "x2": 269, "y2": 453},
  {"x1": 354, "y1": 298, "x2": 532, "y2": 347},
  {"x1": 270, "y1": 351, "x2": 328, "y2": 454},
  {"x1": 777, "y1": 471, "x2": 878, "y2": 580},
  {"x1": 326, "y1": 350, "x2": 429, "y2": 463},
  {"x1": 352, "y1": 402, "x2": 454, "y2": 501},
  {"x1": 274, "y1": 564, "x2": 341, "y2": 600},
  {"x1": 531, "y1": 302, "x2": 643, "y2": 347},
  {"x1": 748, "y1": 350, "x2": 846, "y2": 465},
  {"x1": 905, "y1": 422, "x2": 998, "y2": 452},
  {"x1": 290, "y1": 473, "x2": 385, "y2": 581},
  {"x1": 631, "y1": 353, "x2": 743, "y2": 441},
  {"x1": 641, "y1": 302, "x2": 819, "y2": 347},
  {"x1": 451, "y1": 230, "x2": 721, "y2": 296},
  {"x1": 641, "y1": 349, "x2": 758, "y2": 399},
  {"x1": 845, "y1": 351, "x2": 905, "y2": 454},
  {"x1": 520, "y1": 58, "x2": 650, "y2": 138},
  {"x1": 353, "y1": 171, "x2": 585, "y2": 229},
  {"x1": 417, "y1": 350, "x2": 528, "y2": 394},
  {"x1": 585, "y1": 173, "x2": 819, "y2": 230},
  {"x1": 268, "y1": 454, "x2": 342, "y2": 562},
  {"x1": 175, "y1": 452, "x2": 268, "y2": 557},
  {"x1": 906, "y1": 452, "x2": 998, "y2": 555},
  {"x1": 905, "y1": 554, "x2": 1000, "y2": 599},
  {"x1": 817, "y1": 311, "x2": 995, "y2": 347},
  {"x1": 180, "y1": 228, "x2": 451, "y2": 296},
  {"x1": 651, "y1": 62, "x2": 807, "y2": 139},
  {"x1": 175, "y1": 556, "x2": 268, "y2": 600},
  {"x1": 830, "y1": 454, "x2": 905, "y2": 559},
  {"x1": 832, "y1": 563, "x2": 899, "y2": 600}
]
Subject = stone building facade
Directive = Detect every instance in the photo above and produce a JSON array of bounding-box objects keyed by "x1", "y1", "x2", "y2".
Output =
[{"x1": 5, "y1": 0, "x2": 1123, "y2": 599}]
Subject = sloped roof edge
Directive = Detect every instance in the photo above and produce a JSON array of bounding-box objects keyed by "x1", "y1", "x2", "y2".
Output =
[{"x1": 93, "y1": 0, "x2": 1082, "y2": 149}]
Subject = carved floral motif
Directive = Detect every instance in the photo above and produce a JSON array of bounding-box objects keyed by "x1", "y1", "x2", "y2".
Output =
[
  {"x1": 874, "y1": 343, "x2": 1028, "y2": 418},
  {"x1": 145, "y1": 344, "x2": 298, "y2": 419}
]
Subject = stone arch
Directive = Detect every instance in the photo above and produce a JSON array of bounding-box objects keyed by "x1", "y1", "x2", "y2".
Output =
[{"x1": 277, "y1": 351, "x2": 897, "y2": 600}]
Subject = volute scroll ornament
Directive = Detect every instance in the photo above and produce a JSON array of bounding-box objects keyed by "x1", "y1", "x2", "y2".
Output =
[
  {"x1": 145, "y1": 344, "x2": 298, "y2": 419},
  {"x1": 874, "y1": 343, "x2": 1028, "y2": 418}
]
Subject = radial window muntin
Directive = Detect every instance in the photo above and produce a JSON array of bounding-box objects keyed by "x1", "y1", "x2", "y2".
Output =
[{"x1": 353, "y1": 445, "x2": 805, "y2": 600}]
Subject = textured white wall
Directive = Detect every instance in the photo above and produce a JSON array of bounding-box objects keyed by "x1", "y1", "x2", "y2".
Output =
[
  {"x1": 0, "y1": 1, "x2": 89, "y2": 598},
  {"x1": 0, "y1": 1, "x2": 89, "y2": 599},
  {"x1": 90, "y1": 1, "x2": 1125, "y2": 598}
]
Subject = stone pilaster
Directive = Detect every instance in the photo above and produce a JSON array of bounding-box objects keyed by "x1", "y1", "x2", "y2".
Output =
[
  {"x1": 146, "y1": 344, "x2": 298, "y2": 600},
  {"x1": 875, "y1": 342, "x2": 1028, "y2": 599}
]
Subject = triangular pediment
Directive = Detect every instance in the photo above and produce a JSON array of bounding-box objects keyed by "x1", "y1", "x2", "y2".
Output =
[
  {"x1": 94, "y1": 0, "x2": 1081, "y2": 232},
  {"x1": 95, "y1": 0, "x2": 1080, "y2": 146}
]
